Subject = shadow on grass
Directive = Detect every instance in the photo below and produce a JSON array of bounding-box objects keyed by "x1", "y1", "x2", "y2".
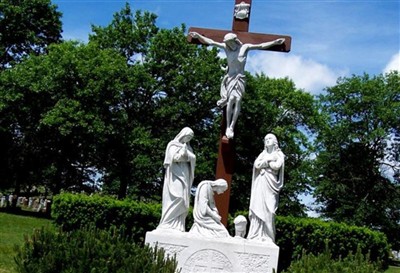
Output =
[
  {"x1": 0, "y1": 207, "x2": 52, "y2": 219},
  {"x1": 391, "y1": 260, "x2": 400, "y2": 267}
]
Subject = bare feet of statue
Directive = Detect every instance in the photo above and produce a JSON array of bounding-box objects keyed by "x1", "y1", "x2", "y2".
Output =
[{"x1": 225, "y1": 127, "x2": 234, "y2": 139}]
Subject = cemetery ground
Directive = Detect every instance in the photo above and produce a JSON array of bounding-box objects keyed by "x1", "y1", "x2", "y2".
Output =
[
  {"x1": 0, "y1": 212, "x2": 54, "y2": 273},
  {"x1": 0, "y1": 211, "x2": 399, "y2": 273}
]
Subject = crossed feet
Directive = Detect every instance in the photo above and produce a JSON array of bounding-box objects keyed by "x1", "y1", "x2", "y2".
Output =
[{"x1": 225, "y1": 127, "x2": 234, "y2": 139}]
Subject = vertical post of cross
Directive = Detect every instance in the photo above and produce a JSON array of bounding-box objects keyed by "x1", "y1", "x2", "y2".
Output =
[
  {"x1": 187, "y1": 0, "x2": 291, "y2": 227},
  {"x1": 232, "y1": 0, "x2": 251, "y2": 32},
  {"x1": 213, "y1": 0, "x2": 253, "y2": 226},
  {"x1": 214, "y1": 111, "x2": 235, "y2": 226}
]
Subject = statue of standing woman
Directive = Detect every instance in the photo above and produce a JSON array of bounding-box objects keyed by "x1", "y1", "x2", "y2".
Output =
[
  {"x1": 189, "y1": 32, "x2": 285, "y2": 139},
  {"x1": 158, "y1": 127, "x2": 196, "y2": 232},
  {"x1": 247, "y1": 133, "x2": 284, "y2": 242}
]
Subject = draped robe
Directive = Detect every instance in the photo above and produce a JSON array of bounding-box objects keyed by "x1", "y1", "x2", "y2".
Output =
[
  {"x1": 218, "y1": 73, "x2": 246, "y2": 107},
  {"x1": 157, "y1": 129, "x2": 196, "y2": 231},
  {"x1": 189, "y1": 180, "x2": 230, "y2": 238},
  {"x1": 247, "y1": 149, "x2": 284, "y2": 242}
]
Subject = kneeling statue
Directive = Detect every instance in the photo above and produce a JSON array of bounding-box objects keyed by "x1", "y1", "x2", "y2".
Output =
[{"x1": 190, "y1": 179, "x2": 230, "y2": 238}]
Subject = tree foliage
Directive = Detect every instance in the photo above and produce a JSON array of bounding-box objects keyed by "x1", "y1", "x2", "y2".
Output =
[
  {"x1": 314, "y1": 71, "x2": 400, "y2": 248},
  {"x1": 0, "y1": 0, "x2": 62, "y2": 194},
  {"x1": 0, "y1": 41, "x2": 132, "y2": 194},
  {"x1": 0, "y1": 2, "x2": 358, "y2": 223},
  {"x1": 89, "y1": 3, "x2": 158, "y2": 63},
  {"x1": 0, "y1": 5, "x2": 224, "y2": 201},
  {"x1": 88, "y1": 5, "x2": 223, "y2": 198},
  {"x1": 0, "y1": 0, "x2": 62, "y2": 69}
]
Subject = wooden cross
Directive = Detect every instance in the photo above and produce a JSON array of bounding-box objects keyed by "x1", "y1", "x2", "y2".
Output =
[{"x1": 188, "y1": 0, "x2": 292, "y2": 226}]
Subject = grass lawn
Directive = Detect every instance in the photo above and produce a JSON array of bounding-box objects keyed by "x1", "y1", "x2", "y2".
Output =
[
  {"x1": 0, "y1": 212, "x2": 54, "y2": 273},
  {"x1": 387, "y1": 266, "x2": 400, "y2": 273}
]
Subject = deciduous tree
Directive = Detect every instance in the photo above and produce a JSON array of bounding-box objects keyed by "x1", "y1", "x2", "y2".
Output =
[
  {"x1": 0, "y1": 0, "x2": 62, "y2": 69},
  {"x1": 314, "y1": 72, "x2": 400, "y2": 248},
  {"x1": 88, "y1": 5, "x2": 223, "y2": 198}
]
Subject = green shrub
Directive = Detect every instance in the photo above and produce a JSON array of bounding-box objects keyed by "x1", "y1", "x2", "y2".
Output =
[
  {"x1": 52, "y1": 193, "x2": 162, "y2": 243},
  {"x1": 232, "y1": 211, "x2": 390, "y2": 271},
  {"x1": 282, "y1": 244, "x2": 380, "y2": 273},
  {"x1": 14, "y1": 226, "x2": 178, "y2": 273},
  {"x1": 52, "y1": 193, "x2": 194, "y2": 244},
  {"x1": 276, "y1": 216, "x2": 390, "y2": 271},
  {"x1": 52, "y1": 194, "x2": 390, "y2": 271}
]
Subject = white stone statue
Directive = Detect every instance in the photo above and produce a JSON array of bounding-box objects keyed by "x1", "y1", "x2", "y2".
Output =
[
  {"x1": 189, "y1": 31, "x2": 285, "y2": 139},
  {"x1": 234, "y1": 1, "x2": 251, "y2": 19},
  {"x1": 247, "y1": 133, "x2": 284, "y2": 242},
  {"x1": 158, "y1": 127, "x2": 196, "y2": 231},
  {"x1": 189, "y1": 179, "x2": 230, "y2": 238},
  {"x1": 233, "y1": 215, "x2": 247, "y2": 238}
]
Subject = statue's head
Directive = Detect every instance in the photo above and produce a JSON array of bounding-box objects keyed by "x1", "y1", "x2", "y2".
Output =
[
  {"x1": 264, "y1": 133, "x2": 279, "y2": 150},
  {"x1": 234, "y1": 215, "x2": 247, "y2": 238},
  {"x1": 223, "y1": 33, "x2": 242, "y2": 49},
  {"x1": 175, "y1": 127, "x2": 194, "y2": 143},
  {"x1": 210, "y1": 179, "x2": 228, "y2": 194},
  {"x1": 223, "y1": 33, "x2": 237, "y2": 42}
]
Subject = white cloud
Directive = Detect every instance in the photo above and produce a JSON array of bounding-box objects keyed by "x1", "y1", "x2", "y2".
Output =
[
  {"x1": 62, "y1": 28, "x2": 90, "y2": 43},
  {"x1": 246, "y1": 52, "x2": 348, "y2": 95},
  {"x1": 383, "y1": 52, "x2": 400, "y2": 73}
]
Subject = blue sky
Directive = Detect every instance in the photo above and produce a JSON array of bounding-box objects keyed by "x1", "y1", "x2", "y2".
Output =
[{"x1": 54, "y1": 0, "x2": 399, "y2": 94}]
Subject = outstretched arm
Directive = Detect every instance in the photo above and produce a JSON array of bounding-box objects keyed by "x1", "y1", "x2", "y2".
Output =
[
  {"x1": 189, "y1": 32, "x2": 225, "y2": 49},
  {"x1": 246, "y1": 38, "x2": 285, "y2": 51}
]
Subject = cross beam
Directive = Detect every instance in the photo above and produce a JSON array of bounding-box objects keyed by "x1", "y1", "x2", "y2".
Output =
[{"x1": 188, "y1": 27, "x2": 291, "y2": 53}]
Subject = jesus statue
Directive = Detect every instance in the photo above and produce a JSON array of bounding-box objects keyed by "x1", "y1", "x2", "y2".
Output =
[{"x1": 189, "y1": 32, "x2": 285, "y2": 139}]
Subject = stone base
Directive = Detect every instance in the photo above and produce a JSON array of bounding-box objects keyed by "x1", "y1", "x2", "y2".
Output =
[{"x1": 145, "y1": 229, "x2": 279, "y2": 273}]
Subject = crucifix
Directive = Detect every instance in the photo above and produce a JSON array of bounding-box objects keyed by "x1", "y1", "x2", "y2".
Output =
[{"x1": 188, "y1": 0, "x2": 292, "y2": 226}]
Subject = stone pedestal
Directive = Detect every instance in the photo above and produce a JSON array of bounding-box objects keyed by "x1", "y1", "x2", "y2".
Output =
[{"x1": 145, "y1": 229, "x2": 279, "y2": 273}]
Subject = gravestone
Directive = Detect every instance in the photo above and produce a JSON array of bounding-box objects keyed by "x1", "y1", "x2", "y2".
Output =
[
  {"x1": 23, "y1": 197, "x2": 28, "y2": 207},
  {"x1": 33, "y1": 198, "x2": 39, "y2": 210},
  {"x1": 36, "y1": 199, "x2": 45, "y2": 212},
  {"x1": 8, "y1": 195, "x2": 13, "y2": 204},
  {"x1": 45, "y1": 199, "x2": 51, "y2": 214},
  {"x1": 16, "y1": 196, "x2": 23, "y2": 207}
]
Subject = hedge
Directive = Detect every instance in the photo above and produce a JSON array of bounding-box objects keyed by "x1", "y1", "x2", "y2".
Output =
[
  {"x1": 52, "y1": 193, "x2": 161, "y2": 243},
  {"x1": 52, "y1": 193, "x2": 193, "y2": 243},
  {"x1": 52, "y1": 193, "x2": 390, "y2": 271},
  {"x1": 275, "y1": 216, "x2": 390, "y2": 270}
]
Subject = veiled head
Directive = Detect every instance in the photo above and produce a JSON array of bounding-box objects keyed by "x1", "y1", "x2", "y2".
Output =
[
  {"x1": 210, "y1": 179, "x2": 228, "y2": 194},
  {"x1": 174, "y1": 127, "x2": 194, "y2": 143}
]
